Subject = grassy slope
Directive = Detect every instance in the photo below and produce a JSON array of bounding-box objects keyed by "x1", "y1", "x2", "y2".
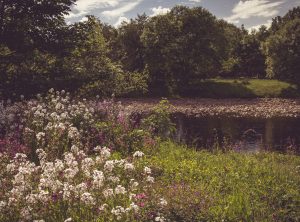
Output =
[
  {"x1": 146, "y1": 141, "x2": 300, "y2": 221},
  {"x1": 185, "y1": 79, "x2": 299, "y2": 98}
]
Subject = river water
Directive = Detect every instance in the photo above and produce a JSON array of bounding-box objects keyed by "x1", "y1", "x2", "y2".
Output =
[{"x1": 172, "y1": 114, "x2": 300, "y2": 153}]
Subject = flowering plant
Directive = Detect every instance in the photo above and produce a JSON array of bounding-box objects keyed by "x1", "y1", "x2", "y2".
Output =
[{"x1": 0, "y1": 147, "x2": 165, "y2": 222}]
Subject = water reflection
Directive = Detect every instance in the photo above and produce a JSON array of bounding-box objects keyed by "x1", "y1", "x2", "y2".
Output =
[{"x1": 172, "y1": 114, "x2": 300, "y2": 153}]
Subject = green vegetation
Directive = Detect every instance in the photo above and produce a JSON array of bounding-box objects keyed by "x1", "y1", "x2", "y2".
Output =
[
  {"x1": 1, "y1": 1, "x2": 300, "y2": 99},
  {"x1": 185, "y1": 78, "x2": 299, "y2": 98},
  {"x1": 1, "y1": 92, "x2": 299, "y2": 221},
  {"x1": 146, "y1": 141, "x2": 300, "y2": 221}
]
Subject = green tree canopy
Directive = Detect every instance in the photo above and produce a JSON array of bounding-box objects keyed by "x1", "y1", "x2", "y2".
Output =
[
  {"x1": 264, "y1": 18, "x2": 300, "y2": 83},
  {"x1": 141, "y1": 6, "x2": 226, "y2": 95}
]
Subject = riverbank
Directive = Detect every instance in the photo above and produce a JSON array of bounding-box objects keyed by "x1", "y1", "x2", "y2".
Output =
[{"x1": 121, "y1": 98, "x2": 300, "y2": 118}]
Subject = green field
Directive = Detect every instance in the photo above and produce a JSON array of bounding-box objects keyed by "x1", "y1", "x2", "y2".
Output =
[
  {"x1": 132, "y1": 100, "x2": 299, "y2": 221},
  {"x1": 184, "y1": 79, "x2": 299, "y2": 98},
  {"x1": 146, "y1": 141, "x2": 300, "y2": 221}
]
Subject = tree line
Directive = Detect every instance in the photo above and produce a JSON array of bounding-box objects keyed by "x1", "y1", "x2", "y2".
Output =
[{"x1": 0, "y1": 1, "x2": 299, "y2": 98}]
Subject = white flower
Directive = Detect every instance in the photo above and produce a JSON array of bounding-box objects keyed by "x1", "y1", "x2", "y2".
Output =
[
  {"x1": 104, "y1": 160, "x2": 114, "y2": 172},
  {"x1": 68, "y1": 127, "x2": 79, "y2": 139},
  {"x1": 0, "y1": 201, "x2": 7, "y2": 211},
  {"x1": 115, "y1": 185, "x2": 126, "y2": 195},
  {"x1": 124, "y1": 163, "x2": 135, "y2": 171},
  {"x1": 131, "y1": 181, "x2": 139, "y2": 190},
  {"x1": 146, "y1": 176, "x2": 155, "y2": 183},
  {"x1": 64, "y1": 167, "x2": 79, "y2": 180},
  {"x1": 81, "y1": 192, "x2": 95, "y2": 205},
  {"x1": 111, "y1": 206, "x2": 125, "y2": 220},
  {"x1": 155, "y1": 216, "x2": 166, "y2": 222},
  {"x1": 159, "y1": 198, "x2": 168, "y2": 206},
  {"x1": 108, "y1": 176, "x2": 120, "y2": 183},
  {"x1": 99, "y1": 203, "x2": 108, "y2": 211},
  {"x1": 36, "y1": 132, "x2": 45, "y2": 142},
  {"x1": 92, "y1": 170, "x2": 104, "y2": 189},
  {"x1": 103, "y1": 189, "x2": 114, "y2": 198},
  {"x1": 63, "y1": 183, "x2": 75, "y2": 200},
  {"x1": 129, "y1": 202, "x2": 139, "y2": 212},
  {"x1": 81, "y1": 157, "x2": 94, "y2": 177},
  {"x1": 133, "y1": 151, "x2": 144, "y2": 158},
  {"x1": 101, "y1": 147, "x2": 111, "y2": 159},
  {"x1": 144, "y1": 167, "x2": 152, "y2": 175}
]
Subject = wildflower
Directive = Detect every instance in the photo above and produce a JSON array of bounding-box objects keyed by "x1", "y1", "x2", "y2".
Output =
[
  {"x1": 108, "y1": 176, "x2": 120, "y2": 183},
  {"x1": 64, "y1": 167, "x2": 79, "y2": 180},
  {"x1": 133, "y1": 151, "x2": 144, "y2": 158},
  {"x1": 100, "y1": 147, "x2": 111, "y2": 159},
  {"x1": 115, "y1": 185, "x2": 126, "y2": 195},
  {"x1": 104, "y1": 160, "x2": 114, "y2": 172},
  {"x1": 0, "y1": 201, "x2": 6, "y2": 211},
  {"x1": 92, "y1": 170, "x2": 104, "y2": 189},
  {"x1": 124, "y1": 163, "x2": 135, "y2": 171},
  {"x1": 131, "y1": 181, "x2": 139, "y2": 190},
  {"x1": 146, "y1": 176, "x2": 155, "y2": 183},
  {"x1": 144, "y1": 166, "x2": 152, "y2": 175},
  {"x1": 81, "y1": 192, "x2": 95, "y2": 205},
  {"x1": 129, "y1": 202, "x2": 139, "y2": 212},
  {"x1": 63, "y1": 183, "x2": 75, "y2": 200},
  {"x1": 111, "y1": 206, "x2": 125, "y2": 220},
  {"x1": 68, "y1": 127, "x2": 79, "y2": 139},
  {"x1": 155, "y1": 216, "x2": 166, "y2": 222},
  {"x1": 159, "y1": 198, "x2": 168, "y2": 206},
  {"x1": 99, "y1": 203, "x2": 108, "y2": 211},
  {"x1": 103, "y1": 189, "x2": 114, "y2": 198},
  {"x1": 81, "y1": 157, "x2": 94, "y2": 177},
  {"x1": 36, "y1": 132, "x2": 45, "y2": 142}
]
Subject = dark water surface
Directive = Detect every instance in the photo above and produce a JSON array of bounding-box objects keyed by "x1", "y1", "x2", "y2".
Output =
[{"x1": 172, "y1": 114, "x2": 300, "y2": 153}]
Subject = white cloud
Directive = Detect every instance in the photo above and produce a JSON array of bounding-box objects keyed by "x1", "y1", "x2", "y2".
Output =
[
  {"x1": 248, "y1": 19, "x2": 272, "y2": 31},
  {"x1": 102, "y1": 0, "x2": 143, "y2": 18},
  {"x1": 189, "y1": 0, "x2": 202, "y2": 2},
  {"x1": 150, "y1": 6, "x2": 170, "y2": 17},
  {"x1": 65, "y1": 0, "x2": 120, "y2": 19},
  {"x1": 224, "y1": 0, "x2": 283, "y2": 23},
  {"x1": 80, "y1": 16, "x2": 89, "y2": 22},
  {"x1": 114, "y1": 16, "x2": 130, "y2": 27}
]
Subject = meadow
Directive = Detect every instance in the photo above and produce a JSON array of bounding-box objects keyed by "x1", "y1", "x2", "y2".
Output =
[
  {"x1": 184, "y1": 79, "x2": 299, "y2": 98},
  {"x1": 0, "y1": 90, "x2": 299, "y2": 222}
]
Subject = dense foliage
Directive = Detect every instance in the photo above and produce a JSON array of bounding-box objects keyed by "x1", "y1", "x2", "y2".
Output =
[
  {"x1": 0, "y1": 1, "x2": 299, "y2": 98},
  {"x1": 0, "y1": 91, "x2": 299, "y2": 221}
]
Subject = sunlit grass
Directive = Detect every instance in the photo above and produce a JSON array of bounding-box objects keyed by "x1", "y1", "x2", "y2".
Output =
[{"x1": 186, "y1": 78, "x2": 299, "y2": 98}]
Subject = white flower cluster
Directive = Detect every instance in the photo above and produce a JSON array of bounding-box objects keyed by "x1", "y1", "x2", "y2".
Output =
[
  {"x1": 0, "y1": 147, "x2": 164, "y2": 221},
  {"x1": 23, "y1": 89, "x2": 98, "y2": 158}
]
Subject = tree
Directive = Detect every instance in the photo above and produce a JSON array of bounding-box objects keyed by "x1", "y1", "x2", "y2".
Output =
[
  {"x1": 233, "y1": 33, "x2": 267, "y2": 78},
  {"x1": 264, "y1": 18, "x2": 300, "y2": 83},
  {"x1": 0, "y1": 0, "x2": 75, "y2": 52},
  {"x1": 61, "y1": 16, "x2": 147, "y2": 97},
  {"x1": 141, "y1": 6, "x2": 226, "y2": 95},
  {"x1": 270, "y1": 6, "x2": 300, "y2": 34},
  {"x1": 116, "y1": 14, "x2": 148, "y2": 72},
  {"x1": 0, "y1": 0, "x2": 75, "y2": 98}
]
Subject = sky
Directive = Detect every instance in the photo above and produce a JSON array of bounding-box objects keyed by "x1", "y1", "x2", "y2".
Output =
[{"x1": 65, "y1": 0, "x2": 300, "y2": 30}]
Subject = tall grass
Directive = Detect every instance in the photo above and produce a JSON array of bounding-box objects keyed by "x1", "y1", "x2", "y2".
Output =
[{"x1": 146, "y1": 141, "x2": 300, "y2": 221}]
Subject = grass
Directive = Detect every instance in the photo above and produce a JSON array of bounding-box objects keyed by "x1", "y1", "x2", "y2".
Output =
[
  {"x1": 145, "y1": 141, "x2": 300, "y2": 221},
  {"x1": 183, "y1": 78, "x2": 299, "y2": 98}
]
